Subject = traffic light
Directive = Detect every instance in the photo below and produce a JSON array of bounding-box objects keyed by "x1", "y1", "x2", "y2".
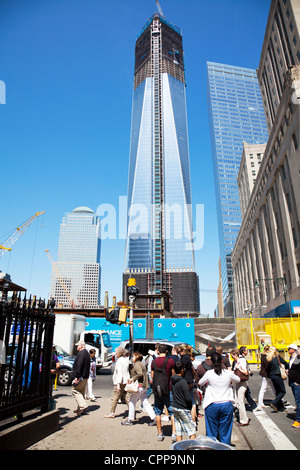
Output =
[
  {"x1": 127, "y1": 277, "x2": 139, "y2": 302},
  {"x1": 105, "y1": 306, "x2": 128, "y2": 325}
]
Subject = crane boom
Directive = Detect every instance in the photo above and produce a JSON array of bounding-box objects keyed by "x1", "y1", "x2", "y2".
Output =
[
  {"x1": 45, "y1": 249, "x2": 75, "y2": 307},
  {"x1": 155, "y1": 0, "x2": 165, "y2": 18},
  {"x1": 0, "y1": 211, "x2": 45, "y2": 257}
]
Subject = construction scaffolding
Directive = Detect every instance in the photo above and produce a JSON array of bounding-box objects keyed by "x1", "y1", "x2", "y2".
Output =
[{"x1": 236, "y1": 316, "x2": 300, "y2": 363}]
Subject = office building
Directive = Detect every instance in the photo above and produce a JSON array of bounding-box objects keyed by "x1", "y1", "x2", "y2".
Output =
[
  {"x1": 50, "y1": 206, "x2": 101, "y2": 308},
  {"x1": 123, "y1": 11, "x2": 199, "y2": 315},
  {"x1": 238, "y1": 142, "x2": 266, "y2": 218},
  {"x1": 257, "y1": 0, "x2": 300, "y2": 131},
  {"x1": 207, "y1": 62, "x2": 269, "y2": 315},
  {"x1": 232, "y1": 0, "x2": 300, "y2": 317}
]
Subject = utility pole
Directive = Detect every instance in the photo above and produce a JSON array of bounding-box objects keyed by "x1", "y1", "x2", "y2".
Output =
[{"x1": 127, "y1": 278, "x2": 139, "y2": 358}]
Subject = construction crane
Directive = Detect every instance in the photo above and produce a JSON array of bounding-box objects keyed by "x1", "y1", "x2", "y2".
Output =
[
  {"x1": 0, "y1": 211, "x2": 45, "y2": 258},
  {"x1": 45, "y1": 249, "x2": 75, "y2": 308},
  {"x1": 155, "y1": 0, "x2": 165, "y2": 18}
]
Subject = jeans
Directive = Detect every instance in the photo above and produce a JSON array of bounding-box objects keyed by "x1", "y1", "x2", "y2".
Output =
[
  {"x1": 154, "y1": 392, "x2": 174, "y2": 416},
  {"x1": 270, "y1": 374, "x2": 286, "y2": 410},
  {"x1": 245, "y1": 386, "x2": 257, "y2": 410},
  {"x1": 290, "y1": 382, "x2": 300, "y2": 422},
  {"x1": 204, "y1": 402, "x2": 234, "y2": 446}
]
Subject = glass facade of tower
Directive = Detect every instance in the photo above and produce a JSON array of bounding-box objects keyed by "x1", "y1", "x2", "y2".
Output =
[
  {"x1": 50, "y1": 206, "x2": 101, "y2": 308},
  {"x1": 207, "y1": 62, "x2": 269, "y2": 313},
  {"x1": 124, "y1": 13, "x2": 195, "y2": 295}
]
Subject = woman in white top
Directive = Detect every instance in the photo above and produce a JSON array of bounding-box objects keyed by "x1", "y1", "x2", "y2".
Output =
[
  {"x1": 105, "y1": 347, "x2": 130, "y2": 418},
  {"x1": 198, "y1": 352, "x2": 240, "y2": 445},
  {"x1": 231, "y1": 348, "x2": 250, "y2": 425}
]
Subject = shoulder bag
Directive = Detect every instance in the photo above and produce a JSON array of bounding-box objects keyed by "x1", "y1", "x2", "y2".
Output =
[
  {"x1": 277, "y1": 356, "x2": 287, "y2": 380},
  {"x1": 125, "y1": 380, "x2": 139, "y2": 393},
  {"x1": 234, "y1": 368, "x2": 249, "y2": 381}
]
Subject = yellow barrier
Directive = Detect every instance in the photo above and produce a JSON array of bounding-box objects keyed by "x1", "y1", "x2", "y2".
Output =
[{"x1": 236, "y1": 316, "x2": 300, "y2": 364}]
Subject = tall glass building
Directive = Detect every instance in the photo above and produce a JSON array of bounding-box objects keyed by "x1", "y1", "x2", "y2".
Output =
[
  {"x1": 123, "y1": 12, "x2": 199, "y2": 314},
  {"x1": 50, "y1": 206, "x2": 101, "y2": 308},
  {"x1": 207, "y1": 62, "x2": 269, "y2": 315}
]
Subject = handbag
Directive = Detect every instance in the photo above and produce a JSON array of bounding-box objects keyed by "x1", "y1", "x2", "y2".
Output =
[
  {"x1": 234, "y1": 368, "x2": 249, "y2": 381},
  {"x1": 125, "y1": 380, "x2": 139, "y2": 393},
  {"x1": 277, "y1": 357, "x2": 287, "y2": 380}
]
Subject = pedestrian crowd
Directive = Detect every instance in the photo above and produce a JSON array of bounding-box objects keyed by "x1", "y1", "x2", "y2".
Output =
[{"x1": 68, "y1": 338, "x2": 300, "y2": 447}]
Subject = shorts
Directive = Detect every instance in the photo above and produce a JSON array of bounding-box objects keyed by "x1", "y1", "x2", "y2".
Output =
[
  {"x1": 154, "y1": 393, "x2": 174, "y2": 416},
  {"x1": 173, "y1": 407, "x2": 195, "y2": 437}
]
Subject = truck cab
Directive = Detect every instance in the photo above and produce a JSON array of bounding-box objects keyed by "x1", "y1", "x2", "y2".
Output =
[{"x1": 80, "y1": 330, "x2": 113, "y2": 370}]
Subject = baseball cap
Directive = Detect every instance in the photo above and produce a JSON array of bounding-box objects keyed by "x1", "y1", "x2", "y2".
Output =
[
  {"x1": 288, "y1": 344, "x2": 298, "y2": 350},
  {"x1": 75, "y1": 340, "x2": 86, "y2": 347}
]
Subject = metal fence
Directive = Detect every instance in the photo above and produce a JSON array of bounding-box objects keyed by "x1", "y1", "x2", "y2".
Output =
[
  {"x1": 0, "y1": 293, "x2": 55, "y2": 421},
  {"x1": 236, "y1": 316, "x2": 300, "y2": 363}
]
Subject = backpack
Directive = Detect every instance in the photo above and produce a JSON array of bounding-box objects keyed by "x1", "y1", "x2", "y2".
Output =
[
  {"x1": 202, "y1": 360, "x2": 213, "y2": 372},
  {"x1": 152, "y1": 356, "x2": 169, "y2": 398}
]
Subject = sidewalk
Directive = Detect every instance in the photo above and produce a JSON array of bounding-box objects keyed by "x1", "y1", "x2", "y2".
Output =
[{"x1": 28, "y1": 391, "x2": 249, "y2": 451}]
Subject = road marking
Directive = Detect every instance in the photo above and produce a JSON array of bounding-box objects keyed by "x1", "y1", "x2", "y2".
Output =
[{"x1": 253, "y1": 409, "x2": 297, "y2": 450}]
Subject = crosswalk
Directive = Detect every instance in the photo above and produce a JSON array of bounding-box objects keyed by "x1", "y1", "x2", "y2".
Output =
[{"x1": 253, "y1": 407, "x2": 297, "y2": 450}]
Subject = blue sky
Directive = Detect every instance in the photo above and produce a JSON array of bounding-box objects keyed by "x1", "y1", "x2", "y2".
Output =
[{"x1": 0, "y1": 0, "x2": 271, "y2": 316}]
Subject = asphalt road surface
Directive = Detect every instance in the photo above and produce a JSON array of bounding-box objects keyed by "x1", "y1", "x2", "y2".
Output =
[{"x1": 93, "y1": 366, "x2": 299, "y2": 451}]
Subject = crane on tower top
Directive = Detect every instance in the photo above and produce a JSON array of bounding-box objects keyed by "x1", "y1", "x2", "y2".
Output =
[
  {"x1": 155, "y1": 0, "x2": 165, "y2": 18},
  {"x1": 0, "y1": 211, "x2": 45, "y2": 258},
  {"x1": 45, "y1": 249, "x2": 76, "y2": 308}
]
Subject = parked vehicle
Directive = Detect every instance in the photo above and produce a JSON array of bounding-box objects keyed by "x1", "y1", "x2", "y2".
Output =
[
  {"x1": 3, "y1": 344, "x2": 16, "y2": 384},
  {"x1": 53, "y1": 314, "x2": 113, "y2": 370},
  {"x1": 112, "y1": 338, "x2": 205, "y2": 369},
  {"x1": 53, "y1": 345, "x2": 75, "y2": 386}
]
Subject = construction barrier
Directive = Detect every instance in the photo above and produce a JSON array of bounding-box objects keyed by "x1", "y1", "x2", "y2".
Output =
[{"x1": 236, "y1": 316, "x2": 300, "y2": 364}]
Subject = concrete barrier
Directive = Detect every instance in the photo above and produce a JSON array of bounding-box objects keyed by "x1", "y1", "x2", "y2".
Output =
[{"x1": 0, "y1": 409, "x2": 60, "y2": 450}]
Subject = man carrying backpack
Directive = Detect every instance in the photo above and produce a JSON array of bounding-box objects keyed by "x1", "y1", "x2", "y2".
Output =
[
  {"x1": 195, "y1": 346, "x2": 216, "y2": 382},
  {"x1": 151, "y1": 344, "x2": 176, "y2": 442}
]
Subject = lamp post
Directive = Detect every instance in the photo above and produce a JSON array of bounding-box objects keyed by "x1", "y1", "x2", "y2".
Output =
[
  {"x1": 244, "y1": 303, "x2": 255, "y2": 346},
  {"x1": 255, "y1": 277, "x2": 287, "y2": 305}
]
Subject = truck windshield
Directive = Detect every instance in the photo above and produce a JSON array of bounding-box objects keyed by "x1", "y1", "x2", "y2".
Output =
[{"x1": 102, "y1": 333, "x2": 112, "y2": 348}]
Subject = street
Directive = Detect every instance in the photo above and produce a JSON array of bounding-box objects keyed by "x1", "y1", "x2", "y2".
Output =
[
  {"x1": 90, "y1": 367, "x2": 299, "y2": 451},
  {"x1": 27, "y1": 365, "x2": 300, "y2": 451}
]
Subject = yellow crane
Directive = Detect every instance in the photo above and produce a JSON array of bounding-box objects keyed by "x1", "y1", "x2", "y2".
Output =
[
  {"x1": 45, "y1": 249, "x2": 75, "y2": 308},
  {"x1": 0, "y1": 211, "x2": 45, "y2": 258}
]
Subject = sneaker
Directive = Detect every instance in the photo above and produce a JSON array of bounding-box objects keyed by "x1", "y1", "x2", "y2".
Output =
[
  {"x1": 292, "y1": 421, "x2": 300, "y2": 428},
  {"x1": 157, "y1": 434, "x2": 164, "y2": 441},
  {"x1": 270, "y1": 403, "x2": 278, "y2": 413},
  {"x1": 105, "y1": 413, "x2": 115, "y2": 418},
  {"x1": 171, "y1": 434, "x2": 177, "y2": 442},
  {"x1": 148, "y1": 419, "x2": 156, "y2": 426},
  {"x1": 121, "y1": 419, "x2": 133, "y2": 426}
]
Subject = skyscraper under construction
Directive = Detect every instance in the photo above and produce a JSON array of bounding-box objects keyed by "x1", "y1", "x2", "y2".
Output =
[{"x1": 123, "y1": 9, "x2": 199, "y2": 315}]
